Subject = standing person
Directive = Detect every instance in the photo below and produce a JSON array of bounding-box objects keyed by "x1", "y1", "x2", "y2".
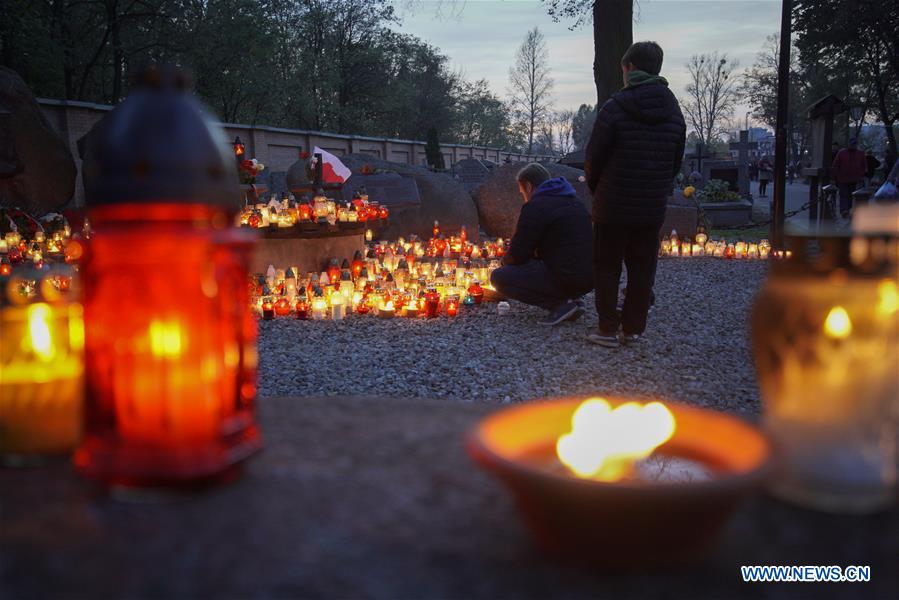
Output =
[
  {"x1": 489, "y1": 164, "x2": 594, "y2": 325},
  {"x1": 584, "y1": 41, "x2": 686, "y2": 347},
  {"x1": 831, "y1": 137, "x2": 867, "y2": 218},
  {"x1": 757, "y1": 156, "x2": 772, "y2": 197},
  {"x1": 865, "y1": 151, "x2": 881, "y2": 187}
]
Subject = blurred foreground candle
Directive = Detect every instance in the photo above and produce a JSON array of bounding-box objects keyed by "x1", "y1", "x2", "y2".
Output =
[
  {"x1": 751, "y1": 234, "x2": 898, "y2": 513},
  {"x1": 73, "y1": 65, "x2": 261, "y2": 487},
  {"x1": 1, "y1": 266, "x2": 84, "y2": 463}
]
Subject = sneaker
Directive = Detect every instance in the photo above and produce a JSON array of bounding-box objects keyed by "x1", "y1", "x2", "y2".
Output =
[
  {"x1": 587, "y1": 329, "x2": 620, "y2": 347},
  {"x1": 540, "y1": 300, "x2": 584, "y2": 326},
  {"x1": 566, "y1": 300, "x2": 586, "y2": 322},
  {"x1": 620, "y1": 333, "x2": 641, "y2": 346}
]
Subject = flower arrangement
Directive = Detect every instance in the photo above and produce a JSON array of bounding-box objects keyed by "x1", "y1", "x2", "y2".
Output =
[
  {"x1": 239, "y1": 158, "x2": 265, "y2": 184},
  {"x1": 696, "y1": 179, "x2": 741, "y2": 203}
]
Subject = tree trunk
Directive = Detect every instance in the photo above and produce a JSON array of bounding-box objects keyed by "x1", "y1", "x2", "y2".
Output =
[
  {"x1": 593, "y1": 0, "x2": 633, "y2": 107},
  {"x1": 110, "y1": 1, "x2": 123, "y2": 103}
]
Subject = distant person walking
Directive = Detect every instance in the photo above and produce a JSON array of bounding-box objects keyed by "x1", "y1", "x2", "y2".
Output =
[
  {"x1": 831, "y1": 137, "x2": 867, "y2": 218},
  {"x1": 757, "y1": 156, "x2": 772, "y2": 197},
  {"x1": 584, "y1": 41, "x2": 686, "y2": 348}
]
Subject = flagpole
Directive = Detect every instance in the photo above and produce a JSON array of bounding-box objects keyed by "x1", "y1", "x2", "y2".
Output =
[{"x1": 771, "y1": 0, "x2": 792, "y2": 247}]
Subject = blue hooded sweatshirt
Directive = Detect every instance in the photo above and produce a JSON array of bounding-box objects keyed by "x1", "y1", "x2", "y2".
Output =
[{"x1": 503, "y1": 177, "x2": 594, "y2": 292}]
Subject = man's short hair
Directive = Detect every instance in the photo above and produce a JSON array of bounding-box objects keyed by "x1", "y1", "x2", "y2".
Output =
[
  {"x1": 516, "y1": 163, "x2": 551, "y2": 188},
  {"x1": 621, "y1": 41, "x2": 664, "y2": 75}
]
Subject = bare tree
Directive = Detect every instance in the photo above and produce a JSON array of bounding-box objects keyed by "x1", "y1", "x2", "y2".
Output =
[
  {"x1": 508, "y1": 27, "x2": 554, "y2": 154},
  {"x1": 682, "y1": 53, "x2": 740, "y2": 146}
]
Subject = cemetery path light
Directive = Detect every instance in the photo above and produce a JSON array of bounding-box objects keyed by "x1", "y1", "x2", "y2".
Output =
[{"x1": 73, "y1": 65, "x2": 261, "y2": 489}]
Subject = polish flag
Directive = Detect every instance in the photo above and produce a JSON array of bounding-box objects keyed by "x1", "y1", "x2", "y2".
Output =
[{"x1": 314, "y1": 147, "x2": 352, "y2": 184}]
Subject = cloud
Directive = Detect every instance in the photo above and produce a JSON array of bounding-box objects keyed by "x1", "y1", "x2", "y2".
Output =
[{"x1": 393, "y1": 0, "x2": 782, "y2": 121}]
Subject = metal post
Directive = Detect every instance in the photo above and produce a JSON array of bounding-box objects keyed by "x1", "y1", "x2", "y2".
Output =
[{"x1": 771, "y1": 0, "x2": 792, "y2": 247}]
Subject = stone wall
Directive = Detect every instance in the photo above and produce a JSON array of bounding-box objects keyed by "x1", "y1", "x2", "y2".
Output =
[{"x1": 37, "y1": 98, "x2": 553, "y2": 208}]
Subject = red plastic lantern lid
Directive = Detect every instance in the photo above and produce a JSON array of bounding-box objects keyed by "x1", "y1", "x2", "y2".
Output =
[{"x1": 83, "y1": 64, "x2": 241, "y2": 214}]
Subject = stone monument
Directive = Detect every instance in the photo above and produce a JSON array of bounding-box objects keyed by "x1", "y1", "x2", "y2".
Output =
[{"x1": 0, "y1": 67, "x2": 77, "y2": 215}]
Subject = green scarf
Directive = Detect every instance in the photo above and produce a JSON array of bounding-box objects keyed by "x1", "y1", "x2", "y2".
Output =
[{"x1": 626, "y1": 70, "x2": 669, "y2": 89}]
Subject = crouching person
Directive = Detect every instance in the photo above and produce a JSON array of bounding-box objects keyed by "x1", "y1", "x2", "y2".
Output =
[{"x1": 489, "y1": 164, "x2": 593, "y2": 325}]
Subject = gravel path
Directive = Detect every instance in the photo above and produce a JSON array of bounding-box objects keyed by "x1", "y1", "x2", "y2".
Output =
[{"x1": 257, "y1": 259, "x2": 768, "y2": 415}]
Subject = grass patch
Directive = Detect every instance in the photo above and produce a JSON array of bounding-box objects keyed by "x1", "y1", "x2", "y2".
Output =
[{"x1": 708, "y1": 225, "x2": 771, "y2": 242}]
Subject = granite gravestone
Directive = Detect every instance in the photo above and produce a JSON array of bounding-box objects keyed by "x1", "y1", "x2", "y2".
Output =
[
  {"x1": 685, "y1": 142, "x2": 713, "y2": 179},
  {"x1": 729, "y1": 130, "x2": 758, "y2": 200},
  {"x1": 0, "y1": 109, "x2": 22, "y2": 177},
  {"x1": 454, "y1": 158, "x2": 491, "y2": 192},
  {"x1": 705, "y1": 161, "x2": 740, "y2": 193},
  {"x1": 0, "y1": 67, "x2": 76, "y2": 213},
  {"x1": 341, "y1": 172, "x2": 421, "y2": 208}
]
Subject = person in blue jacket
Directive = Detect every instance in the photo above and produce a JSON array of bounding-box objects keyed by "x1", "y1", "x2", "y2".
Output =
[{"x1": 489, "y1": 163, "x2": 594, "y2": 325}]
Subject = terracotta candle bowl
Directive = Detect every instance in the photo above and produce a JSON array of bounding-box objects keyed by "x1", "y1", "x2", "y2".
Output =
[{"x1": 468, "y1": 396, "x2": 774, "y2": 568}]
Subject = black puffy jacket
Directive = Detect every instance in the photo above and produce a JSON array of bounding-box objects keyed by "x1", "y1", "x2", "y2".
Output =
[
  {"x1": 584, "y1": 82, "x2": 686, "y2": 227},
  {"x1": 503, "y1": 177, "x2": 593, "y2": 293}
]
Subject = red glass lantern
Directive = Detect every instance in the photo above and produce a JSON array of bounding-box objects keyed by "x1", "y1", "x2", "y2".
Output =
[
  {"x1": 378, "y1": 206, "x2": 389, "y2": 220},
  {"x1": 326, "y1": 258, "x2": 341, "y2": 285},
  {"x1": 351, "y1": 250, "x2": 365, "y2": 279},
  {"x1": 468, "y1": 281, "x2": 484, "y2": 305},
  {"x1": 233, "y1": 136, "x2": 245, "y2": 158},
  {"x1": 446, "y1": 299, "x2": 459, "y2": 317},
  {"x1": 73, "y1": 65, "x2": 261, "y2": 488},
  {"x1": 298, "y1": 202, "x2": 313, "y2": 222},
  {"x1": 425, "y1": 288, "x2": 440, "y2": 318},
  {"x1": 295, "y1": 298, "x2": 309, "y2": 320},
  {"x1": 274, "y1": 297, "x2": 291, "y2": 316}
]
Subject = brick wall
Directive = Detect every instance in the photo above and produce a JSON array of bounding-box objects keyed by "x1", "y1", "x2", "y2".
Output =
[{"x1": 38, "y1": 98, "x2": 553, "y2": 207}]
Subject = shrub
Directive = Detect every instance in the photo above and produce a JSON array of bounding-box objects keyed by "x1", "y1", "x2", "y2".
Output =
[{"x1": 697, "y1": 179, "x2": 741, "y2": 203}]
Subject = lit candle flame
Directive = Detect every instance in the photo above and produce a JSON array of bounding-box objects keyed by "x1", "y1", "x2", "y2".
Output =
[
  {"x1": 556, "y1": 398, "x2": 676, "y2": 482},
  {"x1": 149, "y1": 320, "x2": 183, "y2": 358},
  {"x1": 877, "y1": 280, "x2": 899, "y2": 317},
  {"x1": 28, "y1": 304, "x2": 56, "y2": 361},
  {"x1": 823, "y1": 306, "x2": 852, "y2": 339}
]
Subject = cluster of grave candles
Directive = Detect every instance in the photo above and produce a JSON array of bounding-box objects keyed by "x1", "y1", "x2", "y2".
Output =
[
  {"x1": 0, "y1": 222, "x2": 85, "y2": 275},
  {"x1": 660, "y1": 229, "x2": 774, "y2": 259},
  {"x1": 251, "y1": 224, "x2": 505, "y2": 320},
  {"x1": 237, "y1": 189, "x2": 388, "y2": 229}
]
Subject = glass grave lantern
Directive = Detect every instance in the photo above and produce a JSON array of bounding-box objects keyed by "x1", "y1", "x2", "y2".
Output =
[
  {"x1": 751, "y1": 234, "x2": 898, "y2": 513},
  {"x1": 1, "y1": 265, "x2": 84, "y2": 464},
  {"x1": 73, "y1": 65, "x2": 261, "y2": 488}
]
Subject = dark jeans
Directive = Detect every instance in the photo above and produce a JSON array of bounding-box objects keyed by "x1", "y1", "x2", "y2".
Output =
[
  {"x1": 759, "y1": 178, "x2": 769, "y2": 196},
  {"x1": 838, "y1": 181, "x2": 860, "y2": 215},
  {"x1": 593, "y1": 223, "x2": 660, "y2": 336},
  {"x1": 490, "y1": 261, "x2": 587, "y2": 311}
]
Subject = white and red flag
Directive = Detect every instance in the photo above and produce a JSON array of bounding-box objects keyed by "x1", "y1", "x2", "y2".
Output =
[{"x1": 313, "y1": 147, "x2": 352, "y2": 184}]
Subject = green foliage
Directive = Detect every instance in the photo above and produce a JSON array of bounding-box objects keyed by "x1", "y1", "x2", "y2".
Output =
[
  {"x1": 570, "y1": 103, "x2": 596, "y2": 150},
  {"x1": 794, "y1": 0, "x2": 899, "y2": 168},
  {"x1": 425, "y1": 128, "x2": 445, "y2": 170},
  {"x1": 0, "y1": 0, "x2": 526, "y2": 150},
  {"x1": 696, "y1": 179, "x2": 741, "y2": 203}
]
